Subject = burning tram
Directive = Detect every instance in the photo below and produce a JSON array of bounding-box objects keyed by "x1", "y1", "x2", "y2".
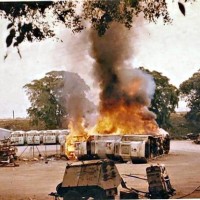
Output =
[
  {"x1": 114, "y1": 135, "x2": 152, "y2": 163},
  {"x1": 114, "y1": 134, "x2": 166, "y2": 163},
  {"x1": 74, "y1": 134, "x2": 121, "y2": 160},
  {"x1": 65, "y1": 128, "x2": 170, "y2": 163}
]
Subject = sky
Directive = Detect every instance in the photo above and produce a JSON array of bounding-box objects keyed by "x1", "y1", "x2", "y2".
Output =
[{"x1": 0, "y1": 0, "x2": 200, "y2": 119}]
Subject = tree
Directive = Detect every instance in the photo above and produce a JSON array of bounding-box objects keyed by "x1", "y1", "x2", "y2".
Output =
[
  {"x1": 0, "y1": 0, "x2": 188, "y2": 51},
  {"x1": 179, "y1": 70, "x2": 200, "y2": 124},
  {"x1": 140, "y1": 67, "x2": 179, "y2": 128},
  {"x1": 24, "y1": 71, "x2": 66, "y2": 129},
  {"x1": 24, "y1": 70, "x2": 95, "y2": 129}
]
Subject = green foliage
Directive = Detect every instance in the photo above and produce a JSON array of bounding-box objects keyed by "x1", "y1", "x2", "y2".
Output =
[
  {"x1": 140, "y1": 67, "x2": 179, "y2": 128},
  {"x1": 179, "y1": 70, "x2": 200, "y2": 124},
  {"x1": 0, "y1": 0, "x2": 194, "y2": 59},
  {"x1": 23, "y1": 71, "x2": 66, "y2": 129},
  {"x1": 169, "y1": 112, "x2": 199, "y2": 139},
  {"x1": 23, "y1": 70, "x2": 94, "y2": 129},
  {"x1": 0, "y1": 0, "x2": 172, "y2": 49}
]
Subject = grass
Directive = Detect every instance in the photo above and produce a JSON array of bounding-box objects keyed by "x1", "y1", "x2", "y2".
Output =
[{"x1": 0, "y1": 118, "x2": 32, "y2": 131}]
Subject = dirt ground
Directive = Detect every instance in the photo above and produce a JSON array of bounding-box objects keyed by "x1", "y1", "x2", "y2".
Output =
[{"x1": 0, "y1": 140, "x2": 200, "y2": 200}]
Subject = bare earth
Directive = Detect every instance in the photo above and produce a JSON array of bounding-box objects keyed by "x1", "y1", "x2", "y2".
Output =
[{"x1": 0, "y1": 140, "x2": 200, "y2": 200}]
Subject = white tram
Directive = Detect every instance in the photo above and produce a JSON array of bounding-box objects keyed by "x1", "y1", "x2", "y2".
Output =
[
  {"x1": 42, "y1": 130, "x2": 57, "y2": 144},
  {"x1": 26, "y1": 130, "x2": 40, "y2": 145},
  {"x1": 57, "y1": 129, "x2": 70, "y2": 144},
  {"x1": 10, "y1": 131, "x2": 25, "y2": 145}
]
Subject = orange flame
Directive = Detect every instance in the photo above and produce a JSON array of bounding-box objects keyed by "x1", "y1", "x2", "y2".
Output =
[
  {"x1": 65, "y1": 97, "x2": 158, "y2": 159},
  {"x1": 65, "y1": 118, "x2": 88, "y2": 159},
  {"x1": 94, "y1": 102, "x2": 158, "y2": 135},
  {"x1": 65, "y1": 103, "x2": 158, "y2": 159}
]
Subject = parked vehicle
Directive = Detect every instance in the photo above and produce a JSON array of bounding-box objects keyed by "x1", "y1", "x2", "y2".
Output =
[
  {"x1": 194, "y1": 134, "x2": 200, "y2": 144},
  {"x1": 114, "y1": 135, "x2": 152, "y2": 163},
  {"x1": 74, "y1": 134, "x2": 121, "y2": 160},
  {"x1": 73, "y1": 131, "x2": 170, "y2": 163},
  {"x1": 186, "y1": 133, "x2": 199, "y2": 140},
  {"x1": 10, "y1": 129, "x2": 70, "y2": 146},
  {"x1": 57, "y1": 129, "x2": 70, "y2": 144},
  {"x1": 62, "y1": 134, "x2": 88, "y2": 159},
  {"x1": 10, "y1": 131, "x2": 25, "y2": 145},
  {"x1": 43, "y1": 130, "x2": 57, "y2": 144},
  {"x1": 26, "y1": 130, "x2": 40, "y2": 145},
  {"x1": 91, "y1": 134, "x2": 122, "y2": 159}
]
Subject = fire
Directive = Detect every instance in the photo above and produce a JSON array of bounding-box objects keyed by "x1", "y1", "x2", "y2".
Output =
[
  {"x1": 63, "y1": 21, "x2": 159, "y2": 159},
  {"x1": 64, "y1": 73, "x2": 158, "y2": 158},
  {"x1": 94, "y1": 102, "x2": 158, "y2": 135},
  {"x1": 65, "y1": 102, "x2": 158, "y2": 158},
  {"x1": 65, "y1": 119, "x2": 88, "y2": 159}
]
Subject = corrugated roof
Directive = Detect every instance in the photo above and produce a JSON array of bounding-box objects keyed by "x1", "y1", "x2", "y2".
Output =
[{"x1": 0, "y1": 128, "x2": 11, "y2": 140}]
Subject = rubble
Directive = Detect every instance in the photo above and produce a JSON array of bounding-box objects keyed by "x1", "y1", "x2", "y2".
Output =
[{"x1": 0, "y1": 138, "x2": 18, "y2": 167}]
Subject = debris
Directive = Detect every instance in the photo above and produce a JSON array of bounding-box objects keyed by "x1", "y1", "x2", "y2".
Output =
[
  {"x1": 39, "y1": 156, "x2": 44, "y2": 160},
  {"x1": 32, "y1": 157, "x2": 39, "y2": 161},
  {"x1": 146, "y1": 164, "x2": 176, "y2": 199},
  {"x1": 194, "y1": 134, "x2": 200, "y2": 144},
  {"x1": 120, "y1": 189, "x2": 138, "y2": 199},
  {"x1": 0, "y1": 138, "x2": 18, "y2": 167}
]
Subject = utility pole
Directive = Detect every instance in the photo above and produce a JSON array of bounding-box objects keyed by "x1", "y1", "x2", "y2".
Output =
[{"x1": 12, "y1": 110, "x2": 15, "y2": 119}]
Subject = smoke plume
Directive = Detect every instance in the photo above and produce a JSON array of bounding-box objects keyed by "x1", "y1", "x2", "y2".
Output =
[
  {"x1": 63, "y1": 71, "x2": 95, "y2": 129},
  {"x1": 90, "y1": 22, "x2": 156, "y2": 115}
]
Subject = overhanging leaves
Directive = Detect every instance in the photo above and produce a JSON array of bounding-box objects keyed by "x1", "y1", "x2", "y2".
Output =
[{"x1": 178, "y1": 2, "x2": 186, "y2": 16}]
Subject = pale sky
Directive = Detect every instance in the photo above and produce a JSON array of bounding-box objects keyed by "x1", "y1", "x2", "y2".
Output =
[{"x1": 0, "y1": 1, "x2": 199, "y2": 118}]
